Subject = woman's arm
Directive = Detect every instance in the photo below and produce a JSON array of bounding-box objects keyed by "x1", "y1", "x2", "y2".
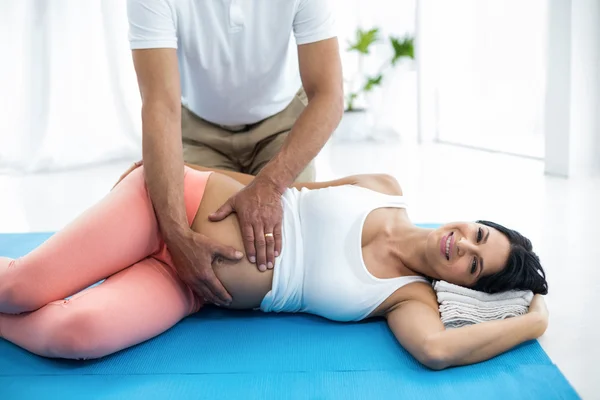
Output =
[
  {"x1": 386, "y1": 285, "x2": 549, "y2": 370},
  {"x1": 184, "y1": 163, "x2": 402, "y2": 194},
  {"x1": 115, "y1": 161, "x2": 402, "y2": 195}
]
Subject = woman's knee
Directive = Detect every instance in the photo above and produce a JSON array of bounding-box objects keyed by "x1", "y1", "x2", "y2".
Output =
[
  {"x1": 45, "y1": 310, "x2": 109, "y2": 360},
  {"x1": 0, "y1": 273, "x2": 47, "y2": 314}
]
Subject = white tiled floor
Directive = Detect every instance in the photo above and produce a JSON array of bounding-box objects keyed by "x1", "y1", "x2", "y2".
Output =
[{"x1": 1, "y1": 141, "x2": 598, "y2": 398}]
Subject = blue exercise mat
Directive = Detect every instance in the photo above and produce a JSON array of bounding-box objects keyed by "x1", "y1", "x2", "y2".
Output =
[{"x1": 0, "y1": 232, "x2": 579, "y2": 400}]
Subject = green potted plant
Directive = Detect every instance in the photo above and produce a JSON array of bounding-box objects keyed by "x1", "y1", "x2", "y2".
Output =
[{"x1": 337, "y1": 27, "x2": 415, "y2": 141}]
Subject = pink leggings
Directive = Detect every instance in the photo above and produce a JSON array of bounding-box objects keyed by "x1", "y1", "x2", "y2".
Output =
[{"x1": 0, "y1": 166, "x2": 210, "y2": 359}]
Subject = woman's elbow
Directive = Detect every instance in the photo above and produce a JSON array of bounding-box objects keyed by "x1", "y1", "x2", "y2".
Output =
[{"x1": 419, "y1": 339, "x2": 451, "y2": 370}]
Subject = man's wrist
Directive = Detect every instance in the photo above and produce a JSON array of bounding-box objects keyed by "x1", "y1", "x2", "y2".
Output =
[
  {"x1": 162, "y1": 222, "x2": 192, "y2": 245},
  {"x1": 255, "y1": 167, "x2": 290, "y2": 195},
  {"x1": 258, "y1": 155, "x2": 298, "y2": 193}
]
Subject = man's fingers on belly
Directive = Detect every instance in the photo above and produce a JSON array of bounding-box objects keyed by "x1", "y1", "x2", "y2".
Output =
[
  {"x1": 273, "y1": 222, "x2": 282, "y2": 258},
  {"x1": 241, "y1": 224, "x2": 256, "y2": 264},
  {"x1": 264, "y1": 225, "x2": 275, "y2": 269},
  {"x1": 253, "y1": 225, "x2": 267, "y2": 272}
]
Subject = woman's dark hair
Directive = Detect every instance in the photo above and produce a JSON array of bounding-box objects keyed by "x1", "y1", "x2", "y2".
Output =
[{"x1": 472, "y1": 220, "x2": 548, "y2": 295}]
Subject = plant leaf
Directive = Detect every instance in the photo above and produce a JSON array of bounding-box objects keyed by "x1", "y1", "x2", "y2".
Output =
[
  {"x1": 346, "y1": 92, "x2": 358, "y2": 110},
  {"x1": 347, "y1": 28, "x2": 380, "y2": 54},
  {"x1": 390, "y1": 35, "x2": 415, "y2": 65},
  {"x1": 363, "y1": 74, "x2": 383, "y2": 92}
]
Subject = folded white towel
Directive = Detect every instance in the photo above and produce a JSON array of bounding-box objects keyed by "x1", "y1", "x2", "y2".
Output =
[
  {"x1": 438, "y1": 301, "x2": 530, "y2": 315},
  {"x1": 439, "y1": 302, "x2": 530, "y2": 329},
  {"x1": 436, "y1": 291, "x2": 532, "y2": 308},
  {"x1": 432, "y1": 280, "x2": 534, "y2": 329},
  {"x1": 433, "y1": 280, "x2": 534, "y2": 303}
]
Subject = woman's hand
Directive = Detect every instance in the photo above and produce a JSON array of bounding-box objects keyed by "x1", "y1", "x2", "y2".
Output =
[{"x1": 527, "y1": 294, "x2": 549, "y2": 339}]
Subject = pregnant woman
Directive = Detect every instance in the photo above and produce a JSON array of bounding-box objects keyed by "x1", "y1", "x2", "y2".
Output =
[{"x1": 0, "y1": 163, "x2": 548, "y2": 369}]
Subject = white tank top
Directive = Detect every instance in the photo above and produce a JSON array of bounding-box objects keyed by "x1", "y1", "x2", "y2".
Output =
[{"x1": 260, "y1": 184, "x2": 429, "y2": 322}]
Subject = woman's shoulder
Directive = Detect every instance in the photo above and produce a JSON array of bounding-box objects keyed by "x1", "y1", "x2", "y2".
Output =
[
  {"x1": 370, "y1": 278, "x2": 438, "y2": 318},
  {"x1": 355, "y1": 174, "x2": 403, "y2": 196}
]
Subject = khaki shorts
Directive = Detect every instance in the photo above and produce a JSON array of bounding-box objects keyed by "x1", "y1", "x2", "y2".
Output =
[{"x1": 181, "y1": 88, "x2": 316, "y2": 183}]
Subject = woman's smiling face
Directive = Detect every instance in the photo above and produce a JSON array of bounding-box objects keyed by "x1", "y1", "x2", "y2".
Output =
[{"x1": 426, "y1": 221, "x2": 511, "y2": 287}]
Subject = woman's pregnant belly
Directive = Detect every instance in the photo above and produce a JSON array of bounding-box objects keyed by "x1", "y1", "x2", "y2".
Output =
[{"x1": 190, "y1": 172, "x2": 273, "y2": 309}]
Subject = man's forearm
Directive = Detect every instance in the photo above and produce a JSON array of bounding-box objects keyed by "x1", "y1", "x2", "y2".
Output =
[
  {"x1": 142, "y1": 104, "x2": 189, "y2": 241},
  {"x1": 259, "y1": 91, "x2": 343, "y2": 191}
]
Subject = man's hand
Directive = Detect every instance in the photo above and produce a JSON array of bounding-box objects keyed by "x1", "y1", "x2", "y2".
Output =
[
  {"x1": 168, "y1": 229, "x2": 244, "y2": 306},
  {"x1": 109, "y1": 160, "x2": 243, "y2": 305},
  {"x1": 209, "y1": 178, "x2": 284, "y2": 272},
  {"x1": 207, "y1": 37, "x2": 343, "y2": 271}
]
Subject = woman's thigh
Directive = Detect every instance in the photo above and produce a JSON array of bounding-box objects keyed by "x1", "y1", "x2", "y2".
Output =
[
  {"x1": 0, "y1": 257, "x2": 202, "y2": 360},
  {"x1": 0, "y1": 167, "x2": 164, "y2": 314}
]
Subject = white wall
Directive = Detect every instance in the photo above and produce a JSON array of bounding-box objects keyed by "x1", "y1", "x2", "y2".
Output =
[
  {"x1": 544, "y1": 0, "x2": 600, "y2": 177},
  {"x1": 416, "y1": 0, "x2": 548, "y2": 158},
  {"x1": 415, "y1": 0, "x2": 439, "y2": 144},
  {"x1": 569, "y1": 0, "x2": 600, "y2": 176},
  {"x1": 543, "y1": 0, "x2": 572, "y2": 177},
  {"x1": 433, "y1": 0, "x2": 547, "y2": 158}
]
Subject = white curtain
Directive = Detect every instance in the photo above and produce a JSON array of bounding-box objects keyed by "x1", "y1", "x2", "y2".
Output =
[{"x1": 0, "y1": 0, "x2": 141, "y2": 174}]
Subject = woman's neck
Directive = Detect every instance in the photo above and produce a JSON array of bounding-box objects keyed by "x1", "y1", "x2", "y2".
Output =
[{"x1": 389, "y1": 223, "x2": 439, "y2": 279}]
